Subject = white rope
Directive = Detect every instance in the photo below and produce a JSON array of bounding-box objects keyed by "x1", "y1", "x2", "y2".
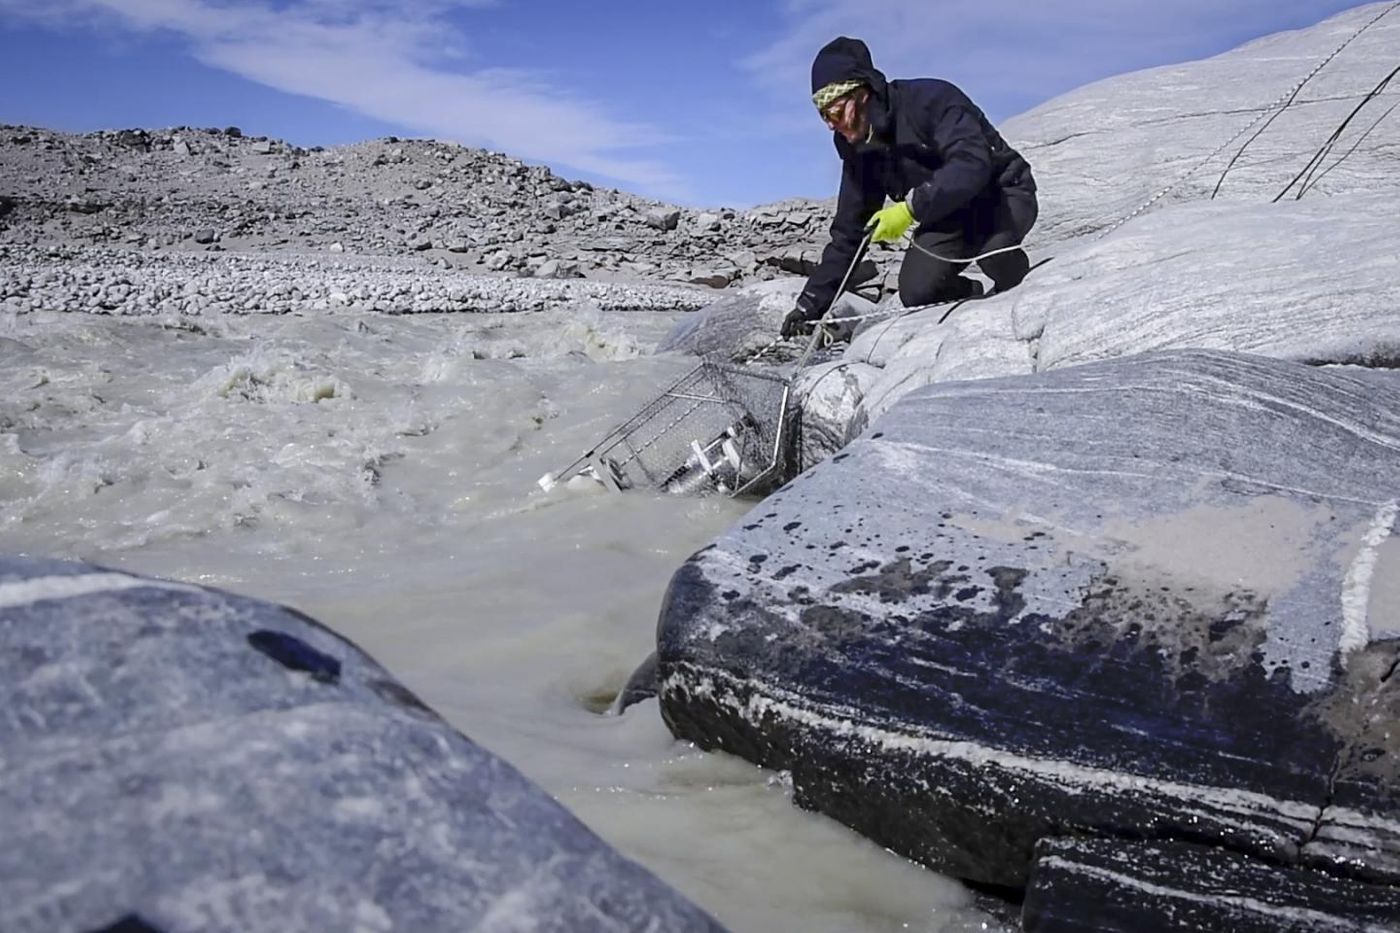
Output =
[{"x1": 903, "y1": 240, "x2": 1028, "y2": 265}]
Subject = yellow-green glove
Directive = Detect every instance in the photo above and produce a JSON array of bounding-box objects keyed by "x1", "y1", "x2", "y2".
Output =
[{"x1": 867, "y1": 201, "x2": 914, "y2": 243}]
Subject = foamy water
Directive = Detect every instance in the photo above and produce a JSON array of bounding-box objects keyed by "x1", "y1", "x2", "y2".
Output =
[{"x1": 0, "y1": 301, "x2": 1002, "y2": 932}]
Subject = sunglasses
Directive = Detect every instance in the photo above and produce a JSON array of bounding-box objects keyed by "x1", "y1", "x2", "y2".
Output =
[{"x1": 820, "y1": 95, "x2": 854, "y2": 127}]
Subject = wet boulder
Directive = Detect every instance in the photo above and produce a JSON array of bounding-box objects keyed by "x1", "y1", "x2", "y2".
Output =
[
  {"x1": 0, "y1": 556, "x2": 723, "y2": 933},
  {"x1": 657, "y1": 349, "x2": 1400, "y2": 922},
  {"x1": 1022, "y1": 836, "x2": 1400, "y2": 932},
  {"x1": 789, "y1": 359, "x2": 881, "y2": 473}
]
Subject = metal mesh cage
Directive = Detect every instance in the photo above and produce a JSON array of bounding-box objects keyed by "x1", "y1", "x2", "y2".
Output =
[
  {"x1": 543, "y1": 235, "x2": 875, "y2": 498},
  {"x1": 553, "y1": 360, "x2": 792, "y2": 497}
]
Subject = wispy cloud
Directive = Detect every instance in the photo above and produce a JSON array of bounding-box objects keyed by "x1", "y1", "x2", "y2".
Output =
[
  {"x1": 743, "y1": 0, "x2": 1365, "y2": 111},
  {"x1": 0, "y1": 0, "x2": 690, "y2": 198}
]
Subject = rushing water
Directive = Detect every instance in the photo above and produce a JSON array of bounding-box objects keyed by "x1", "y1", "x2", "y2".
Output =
[{"x1": 0, "y1": 301, "x2": 1004, "y2": 932}]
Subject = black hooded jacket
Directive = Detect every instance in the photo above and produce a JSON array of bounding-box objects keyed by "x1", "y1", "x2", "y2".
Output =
[{"x1": 799, "y1": 37, "x2": 1035, "y2": 315}]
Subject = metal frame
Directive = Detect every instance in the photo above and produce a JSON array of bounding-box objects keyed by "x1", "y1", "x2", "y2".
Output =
[{"x1": 540, "y1": 233, "x2": 872, "y2": 498}]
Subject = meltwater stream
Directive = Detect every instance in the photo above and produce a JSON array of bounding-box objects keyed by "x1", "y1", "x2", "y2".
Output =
[{"x1": 0, "y1": 303, "x2": 1002, "y2": 932}]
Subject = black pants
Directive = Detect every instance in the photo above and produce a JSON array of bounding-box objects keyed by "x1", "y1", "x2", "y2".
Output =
[{"x1": 898, "y1": 183, "x2": 1039, "y2": 306}]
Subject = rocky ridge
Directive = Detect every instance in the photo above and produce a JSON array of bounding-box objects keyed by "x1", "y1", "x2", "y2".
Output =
[{"x1": 0, "y1": 124, "x2": 867, "y2": 294}]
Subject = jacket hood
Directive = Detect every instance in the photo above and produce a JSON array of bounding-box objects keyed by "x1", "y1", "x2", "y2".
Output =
[{"x1": 810, "y1": 37, "x2": 889, "y2": 98}]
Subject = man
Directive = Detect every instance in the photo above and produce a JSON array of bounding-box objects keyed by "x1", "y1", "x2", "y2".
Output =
[{"x1": 783, "y1": 37, "x2": 1039, "y2": 338}]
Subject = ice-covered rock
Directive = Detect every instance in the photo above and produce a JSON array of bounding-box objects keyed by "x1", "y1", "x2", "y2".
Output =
[
  {"x1": 848, "y1": 181, "x2": 1400, "y2": 430},
  {"x1": 1007, "y1": 1, "x2": 1400, "y2": 250},
  {"x1": 658, "y1": 350, "x2": 1400, "y2": 918},
  {"x1": 1019, "y1": 196, "x2": 1400, "y2": 372},
  {"x1": 0, "y1": 556, "x2": 723, "y2": 933},
  {"x1": 789, "y1": 359, "x2": 880, "y2": 472}
]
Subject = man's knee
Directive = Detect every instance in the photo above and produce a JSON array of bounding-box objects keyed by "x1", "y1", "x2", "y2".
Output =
[
  {"x1": 899, "y1": 235, "x2": 970, "y2": 306},
  {"x1": 899, "y1": 262, "x2": 957, "y2": 306},
  {"x1": 981, "y1": 247, "x2": 1030, "y2": 292},
  {"x1": 900, "y1": 268, "x2": 981, "y2": 306}
]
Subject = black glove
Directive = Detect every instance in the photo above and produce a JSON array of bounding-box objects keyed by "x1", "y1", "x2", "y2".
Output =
[{"x1": 781, "y1": 306, "x2": 815, "y2": 339}]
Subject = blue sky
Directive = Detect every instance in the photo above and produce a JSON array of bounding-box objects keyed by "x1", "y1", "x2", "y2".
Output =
[{"x1": 0, "y1": 0, "x2": 1371, "y2": 207}]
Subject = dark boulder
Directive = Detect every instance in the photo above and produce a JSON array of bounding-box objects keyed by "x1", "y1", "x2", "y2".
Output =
[
  {"x1": 0, "y1": 556, "x2": 724, "y2": 933},
  {"x1": 657, "y1": 350, "x2": 1400, "y2": 917}
]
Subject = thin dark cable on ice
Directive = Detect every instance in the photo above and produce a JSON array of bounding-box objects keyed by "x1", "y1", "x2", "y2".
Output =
[
  {"x1": 1298, "y1": 95, "x2": 1400, "y2": 197},
  {"x1": 1210, "y1": 0, "x2": 1400, "y2": 199},
  {"x1": 1275, "y1": 61, "x2": 1400, "y2": 202}
]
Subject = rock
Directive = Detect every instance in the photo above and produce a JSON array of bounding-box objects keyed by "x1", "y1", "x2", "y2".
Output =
[
  {"x1": 224, "y1": 126, "x2": 243, "y2": 138},
  {"x1": 64, "y1": 197, "x2": 106, "y2": 215},
  {"x1": 192, "y1": 229, "x2": 217, "y2": 245},
  {"x1": 772, "y1": 246, "x2": 812, "y2": 275},
  {"x1": 1022, "y1": 836, "x2": 1400, "y2": 932},
  {"x1": 656, "y1": 280, "x2": 804, "y2": 359},
  {"x1": 0, "y1": 556, "x2": 725, "y2": 933},
  {"x1": 789, "y1": 359, "x2": 881, "y2": 471},
  {"x1": 725, "y1": 250, "x2": 758, "y2": 274},
  {"x1": 658, "y1": 350, "x2": 1400, "y2": 906},
  {"x1": 534, "y1": 258, "x2": 580, "y2": 280},
  {"x1": 688, "y1": 267, "x2": 738, "y2": 289},
  {"x1": 581, "y1": 236, "x2": 634, "y2": 252},
  {"x1": 328, "y1": 241, "x2": 344, "y2": 253},
  {"x1": 611, "y1": 651, "x2": 661, "y2": 714},
  {"x1": 645, "y1": 208, "x2": 680, "y2": 232},
  {"x1": 252, "y1": 140, "x2": 274, "y2": 155},
  {"x1": 172, "y1": 139, "x2": 191, "y2": 158},
  {"x1": 112, "y1": 129, "x2": 149, "y2": 150}
]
